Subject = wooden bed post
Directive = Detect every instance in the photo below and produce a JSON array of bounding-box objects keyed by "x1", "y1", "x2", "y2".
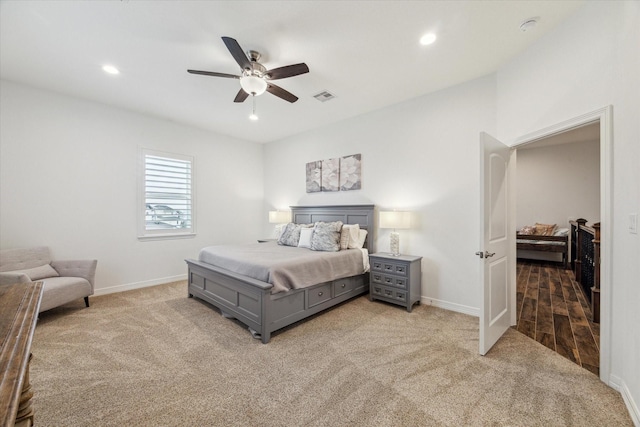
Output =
[
  {"x1": 573, "y1": 218, "x2": 587, "y2": 281},
  {"x1": 591, "y1": 222, "x2": 601, "y2": 323}
]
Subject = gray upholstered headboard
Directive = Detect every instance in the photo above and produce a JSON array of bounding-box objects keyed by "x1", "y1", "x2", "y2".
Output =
[{"x1": 290, "y1": 205, "x2": 375, "y2": 253}]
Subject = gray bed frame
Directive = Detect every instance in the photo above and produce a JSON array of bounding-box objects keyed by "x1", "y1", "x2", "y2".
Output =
[{"x1": 186, "y1": 204, "x2": 375, "y2": 343}]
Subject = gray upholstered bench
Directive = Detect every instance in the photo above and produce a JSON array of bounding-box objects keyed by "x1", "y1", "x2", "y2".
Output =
[{"x1": 0, "y1": 246, "x2": 97, "y2": 313}]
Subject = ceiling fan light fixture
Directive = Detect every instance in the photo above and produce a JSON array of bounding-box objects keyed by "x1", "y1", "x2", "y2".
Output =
[{"x1": 240, "y1": 75, "x2": 267, "y2": 96}]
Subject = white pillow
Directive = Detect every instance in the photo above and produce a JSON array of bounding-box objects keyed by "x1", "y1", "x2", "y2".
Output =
[
  {"x1": 298, "y1": 227, "x2": 313, "y2": 248},
  {"x1": 340, "y1": 224, "x2": 360, "y2": 250},
  {"x1": 350, "y1": 229, "x2": 368, "y2": 249},
  {"x1": 554, "y1": 227, "x2": 570, "y2": 236}
]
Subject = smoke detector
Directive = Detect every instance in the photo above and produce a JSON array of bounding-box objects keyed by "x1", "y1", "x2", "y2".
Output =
[{"x1": 519, "y1": 17, "x2": 539, "y2": 32}]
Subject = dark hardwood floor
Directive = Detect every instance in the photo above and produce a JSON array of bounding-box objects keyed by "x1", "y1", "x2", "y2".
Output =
[{"x1": 515, "y1": 259, "x2": 600, "y2": 375}]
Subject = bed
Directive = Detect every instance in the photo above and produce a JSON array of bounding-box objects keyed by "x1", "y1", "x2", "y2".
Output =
[
  {"x1": 516, "y1": 223, "x2": 569, "y2": 269},
  {"x1": 185, "y1": 205, "x2": 375, "y2": 343}
]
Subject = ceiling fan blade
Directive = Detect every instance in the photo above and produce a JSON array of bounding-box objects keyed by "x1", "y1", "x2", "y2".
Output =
[
  {"x1": 266, "y1": 83, "x2": 299, "y2": 103},
  {"x1": 187, "y1": 69, "x2": 240, "y2": 79},
  {"x1": 265, "y1": 63, "x2": 309, "y2": 80},
  {"x1": 234, "y1": 89, "x2": 249, "y2": 103},
  {"x1": 222, "y1": 36, "x2": 251, "y2": 71}
]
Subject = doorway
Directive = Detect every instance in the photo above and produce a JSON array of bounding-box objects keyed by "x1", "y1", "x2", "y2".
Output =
[
  {"x1": 514, "y1": 122, "x2": 600, "y2": 374},
  {"x1": 511, "y1": 106, "x2": 612, "y2": 383}
]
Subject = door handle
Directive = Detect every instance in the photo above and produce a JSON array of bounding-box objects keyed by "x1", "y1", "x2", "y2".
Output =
[{"x1": 475, "y1": 251, "x2": 496, "y2": 259}]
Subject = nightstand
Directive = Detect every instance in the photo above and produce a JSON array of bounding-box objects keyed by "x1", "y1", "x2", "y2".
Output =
[{"x1": 369, "y1": 253, "x2": 422, "y2": 312}]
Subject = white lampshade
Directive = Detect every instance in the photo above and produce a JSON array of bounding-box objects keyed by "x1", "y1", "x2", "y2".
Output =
[
  {"x1": 240, "y1": 75, "x2": 267, "y2": 96},
  {"x1": 379, "y1": 211, "x2": 411, "y2": 230},
  {"x1": 269, "y1": 210, "x2": 290, "y2": 224}
]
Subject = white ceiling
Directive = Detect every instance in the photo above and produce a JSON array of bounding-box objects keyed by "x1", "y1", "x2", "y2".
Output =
[{"x1": 0, "y1": 1, "x2": 585, "y2": 144}]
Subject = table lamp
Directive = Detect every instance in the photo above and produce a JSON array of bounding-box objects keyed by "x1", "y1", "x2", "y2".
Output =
[{"x1": 379, "y1": 211, "x2": 411, "y2": 256}]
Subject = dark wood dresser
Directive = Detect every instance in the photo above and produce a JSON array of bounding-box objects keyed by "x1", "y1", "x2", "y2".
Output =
[{"x1": 0, "y1": 282, "x2": 43, "y2": 427}]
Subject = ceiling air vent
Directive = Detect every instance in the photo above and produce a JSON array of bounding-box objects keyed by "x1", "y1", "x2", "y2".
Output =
[{"x1": 313, "y1": 90, "x2": 336, "y2": 102}]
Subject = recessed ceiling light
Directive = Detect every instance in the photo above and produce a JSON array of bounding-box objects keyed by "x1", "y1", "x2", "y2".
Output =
[
  {"x1": 420, "y1": 33, "x2": 437, "y2": 46},
  {"x1": 102, "y1": 65, "x2": 120, "y2": 75}
]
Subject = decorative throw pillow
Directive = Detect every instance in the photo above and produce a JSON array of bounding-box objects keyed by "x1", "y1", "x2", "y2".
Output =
[
  {"x1": 298, "y1": 227, "x2": 313, "y2": 248},
  {"x1": 274, "y1": 223, "x2": 287, "y2": 240},
  {"x1": 310, "y1": 221, "x2": 343, "y2": 252},
  {"x1": 535, "y1": 223, "x2": 557, "y2": 236},
  {"x1": 351, "y1": 229, "x2": 368, "y2": 249},
  {"x1": 278, "y1": 223, "x2": 312, "y2": 247},
  {"x1": 554, "y1": 227, "x2": 570, "y2": 236},
  {"x1": 339, "y1": 224, "x2": 361, "y2": 250},
  {"x1": 15, "y1": 264, "x2": 59, "y2": 281},
  {"x1": 519, "y1": 225, "x2": 536, "y2": 235}
]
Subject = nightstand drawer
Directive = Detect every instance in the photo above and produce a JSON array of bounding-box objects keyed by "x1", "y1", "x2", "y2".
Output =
[
  {"x1": 371, "y1": 273, "x2": 406, "y2": 289},
  {"x1": 371, "y1": 260, "x2": 408, "y2": 276},
  {"x1": 370, "y1": 284, "x2": 407, "y2": 303},
  {"x1": 308, "y1": 283, "x2": 332, "y2": 308}
]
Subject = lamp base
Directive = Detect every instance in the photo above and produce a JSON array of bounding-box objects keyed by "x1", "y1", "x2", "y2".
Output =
[{"x1": 389, "y1": 231, "x2": 400, "y2": 256}]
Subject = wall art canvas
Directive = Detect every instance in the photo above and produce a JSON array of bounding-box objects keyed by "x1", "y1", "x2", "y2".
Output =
[
  {"x1": 340, "y1": 154, "x2": 362, "y2": 191},
  {"x1": 321, "y1": 158, "x2": 340, "y2": 192},
  {"x1": 305, "y1": 161, "x2": 322, "y2": 193}
]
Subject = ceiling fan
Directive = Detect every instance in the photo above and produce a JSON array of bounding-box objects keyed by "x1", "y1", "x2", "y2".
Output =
[{"x1": 188, "y1": 36, "x2": 309, "y2": 103}]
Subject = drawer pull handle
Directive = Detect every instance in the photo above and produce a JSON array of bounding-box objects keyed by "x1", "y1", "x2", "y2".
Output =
[
  {"x1": 341, "y1": 283, "x2": 346, "y2": 288},
  {"x1": 318, "y1": 291, "x2": 323, "y2": 296}
]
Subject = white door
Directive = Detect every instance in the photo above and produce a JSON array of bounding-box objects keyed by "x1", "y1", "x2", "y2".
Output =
[{"x1": 479, "y1": 132, "x2": 513, "y2": 355}]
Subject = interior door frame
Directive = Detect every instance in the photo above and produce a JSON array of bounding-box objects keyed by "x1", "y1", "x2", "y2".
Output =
[{"x1": 510, "y1": 105, "x2": 612, "y2": 384}]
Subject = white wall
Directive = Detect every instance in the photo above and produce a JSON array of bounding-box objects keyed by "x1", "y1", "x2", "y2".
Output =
[
  {"x1": 497, "y1": 1, "x2": 639, "y2": 422},
  {"x1": 0, "y1": 80, "x2": 264, "y2": 294},
  {"x1": 517, "y1": 139, "x2": 600, "y2": 229},
  {"x1": 264, "y1": 75, "x2": 496, "y2": 315}
]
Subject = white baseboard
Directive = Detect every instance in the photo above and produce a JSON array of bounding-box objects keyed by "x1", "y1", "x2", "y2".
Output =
[
  {"x1": 93, "y1": 274, "x2": 187, "y2": 296},
  {"x1": 420, "y1": 296, "x2": 479, "y2": 317},
  {"x1": 610, "y1": 375, "x2": 639, "y2": 426}
]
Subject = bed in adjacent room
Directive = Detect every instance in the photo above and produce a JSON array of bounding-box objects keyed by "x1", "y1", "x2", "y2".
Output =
[
  {"x1": 516, "y1": 222, "x2": 569, "y2": 268},
  {"x1": 185, "y1": 205, "x2": 374, "y2": 343}
]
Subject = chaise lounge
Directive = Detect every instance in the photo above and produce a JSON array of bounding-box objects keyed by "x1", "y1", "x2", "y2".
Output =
[{"x1": 0, "y1": 246, "x2": 97, "y2": 313}]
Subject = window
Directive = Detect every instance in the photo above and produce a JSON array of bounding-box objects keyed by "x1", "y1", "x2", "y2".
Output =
[{"x1": 138, "y1": 148, "x2": 195, "y2": 240}]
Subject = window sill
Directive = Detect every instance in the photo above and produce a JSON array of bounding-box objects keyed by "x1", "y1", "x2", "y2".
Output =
[{"x1": 138, "y1": 232, "x2": 196, "y2": 242}]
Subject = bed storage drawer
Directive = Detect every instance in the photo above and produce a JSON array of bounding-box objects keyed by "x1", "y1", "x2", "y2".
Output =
[
  {"x1": 333, "y1": 277, "x2": 357, "y2": 297},
  {"x1": 307, "y1": 283, "x2": 332, "y2": 308}
]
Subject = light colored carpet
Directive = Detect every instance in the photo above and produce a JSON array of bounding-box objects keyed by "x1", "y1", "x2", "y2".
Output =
[{"x1": 31, "y1": 281, "x2": 632, "y2": 426}]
